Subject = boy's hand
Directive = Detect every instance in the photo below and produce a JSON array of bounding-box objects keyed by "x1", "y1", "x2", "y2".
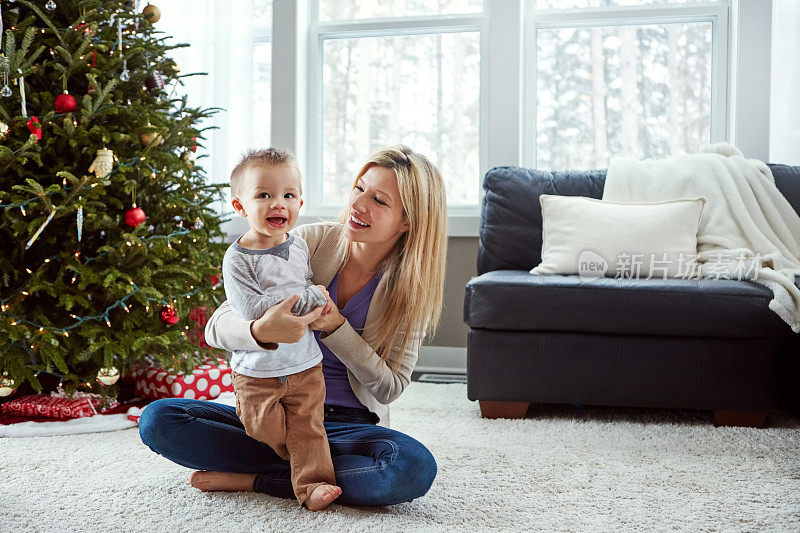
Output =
[
  {"x1": 308, "y1": 294, "x2": 346, "y2": 335},
  {"x1": 251, "y1": 294, "x2": 325, "y2": 345},
  {"x1": 313, "y1": 285, "x2": 333, "y2": 315}
]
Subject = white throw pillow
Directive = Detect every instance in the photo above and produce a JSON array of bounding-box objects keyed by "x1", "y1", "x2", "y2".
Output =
[{"x1": 530, "y1": 194, "x2": 706, "y2": 280}]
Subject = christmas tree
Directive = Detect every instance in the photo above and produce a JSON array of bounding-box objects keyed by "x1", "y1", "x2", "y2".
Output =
[{"x1": 0, "y1": 0, "x2": 229, "y2": 400}]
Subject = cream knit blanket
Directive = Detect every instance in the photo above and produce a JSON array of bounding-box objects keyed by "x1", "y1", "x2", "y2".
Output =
[{"x1": 603, "y1": 143, "x2": 800, "y2": 333}]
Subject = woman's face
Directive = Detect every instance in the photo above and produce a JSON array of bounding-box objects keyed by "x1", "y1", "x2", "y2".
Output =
[{"x1": 344, "y1": 165, "x2": 409, "y2": 245}]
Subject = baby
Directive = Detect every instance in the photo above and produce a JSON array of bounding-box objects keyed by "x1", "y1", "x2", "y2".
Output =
[{"x1": 222, "y1": 148, "x2": 341, "y2": 510}]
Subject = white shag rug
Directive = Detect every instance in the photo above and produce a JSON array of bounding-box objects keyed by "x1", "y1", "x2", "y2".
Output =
[{"x1": 1, "y1": 383, "x2": 799, "y2": 532}]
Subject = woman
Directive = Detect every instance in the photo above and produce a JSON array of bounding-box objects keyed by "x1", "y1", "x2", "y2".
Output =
[{"x1": 138, "y1": 145, "x2": 448, "y2": 506}]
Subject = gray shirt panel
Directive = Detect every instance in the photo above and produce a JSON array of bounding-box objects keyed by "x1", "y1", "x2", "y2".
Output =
[{"x1": 221, "y1": 234, "x2": 322, "y2": 377}]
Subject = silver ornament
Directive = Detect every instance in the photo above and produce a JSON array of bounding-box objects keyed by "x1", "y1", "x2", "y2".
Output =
[
  {"x1": 77, "y1": 197, "x2": 84, "y2": 242},
  {"x1": 0, "y1": 371, "x2": 16, "y2": 397},
  {"x1": 45, "y1": 0, "x2": 57, "y2": 10},
  {"x1": 97, "y1": 366, "x2": 120, "y2": 386}
]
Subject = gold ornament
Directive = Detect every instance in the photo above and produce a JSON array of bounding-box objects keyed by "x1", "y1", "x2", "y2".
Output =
[
  {"x1": 142, "y1": 4, "x2": 161, "y2": 23},
  {"x1": 88, "y1": 148, "x2": 115, "y2": 179},
  {"x1": 97, "y1": 366, "x2": 120, "y2": 386},
  {"x1": 0, "y1": 371, "x2": 16, "y2": 397},
  {"x1": 0, "y1": 121, "x2": 9, "y2": 140},
  {"x1": 181, "y1": 150, "x2": 195, "y2": 168},
  {"x1": 139, "y1": 127, "x2": 164, "y2": 147}
]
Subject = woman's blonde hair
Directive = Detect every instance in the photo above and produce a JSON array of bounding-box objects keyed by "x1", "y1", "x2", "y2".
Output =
[{"x1": 337, "y1": 145, "x2": 448, "y2": 369}]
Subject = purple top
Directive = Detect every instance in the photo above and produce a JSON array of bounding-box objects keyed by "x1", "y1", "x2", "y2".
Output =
[{"x1": 314, "y1": 270, "x2": 382, "y2": 409}]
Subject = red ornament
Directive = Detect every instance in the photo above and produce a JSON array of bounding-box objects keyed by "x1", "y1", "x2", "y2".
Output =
[
  {"x1": 191, "y1": 137, "x2": 198, "y2": 152},
  {"x1": 26, "y1": 117, "x2": 42, "y2": 141},
  {"x1": 160, "y1": 305, "x2": 179, "y2": 325},
  {"x1": 209, "y1": 274, "x2": 219, "y2": 286},
  {"x1": 55, "y1": 93, "x2": 78, "y2": 113},
  {"x1": 124, "y1": 207, "x2": 146, "y2": 227}
]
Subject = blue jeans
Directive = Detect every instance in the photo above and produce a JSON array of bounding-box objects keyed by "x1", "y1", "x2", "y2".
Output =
[{"x1": 138, "y1": 398, "x2": 437, "y2": 506}]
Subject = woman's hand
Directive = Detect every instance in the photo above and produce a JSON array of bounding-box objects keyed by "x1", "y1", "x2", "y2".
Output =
[
  {"x1": 251, "y1": 294, "x2": 325, "y2": 345},
  {"x1": 309, "y1": 294, "x2": 346, "y2": 335}
]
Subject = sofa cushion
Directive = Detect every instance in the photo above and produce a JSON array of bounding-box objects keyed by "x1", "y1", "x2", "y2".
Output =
[
  {"x1": 531, "y1": 194, "x2": 704, "y2": 279},
  {"x1": 464, "y1": 270, "x2": 799, "y2": 338}
]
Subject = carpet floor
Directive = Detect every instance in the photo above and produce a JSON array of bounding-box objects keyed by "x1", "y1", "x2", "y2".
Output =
[{"x1": 1, "y1": 383, "x2": 799, "y2": 532}]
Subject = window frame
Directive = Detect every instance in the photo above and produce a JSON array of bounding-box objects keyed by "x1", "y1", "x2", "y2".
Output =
[{"x1": 252, "y1": 11, "x2": 273, "y2": 144}]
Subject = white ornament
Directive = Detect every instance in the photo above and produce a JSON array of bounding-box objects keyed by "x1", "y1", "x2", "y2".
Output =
[{"x1": 88, "y1": 148, "x2": 114, "y2": 179}]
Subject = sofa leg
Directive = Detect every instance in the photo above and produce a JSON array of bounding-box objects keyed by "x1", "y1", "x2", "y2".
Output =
[
  {"x1": 479, "y1": 401, "x2": 530, "y2": 419},
  {"x1": 712, "y1": 410, "x2": 769, "y2": 428}
]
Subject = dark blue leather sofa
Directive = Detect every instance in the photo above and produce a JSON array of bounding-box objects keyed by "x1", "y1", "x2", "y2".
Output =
[{"x1": 464, "y1": 164, "x2": 800, "y2": 427}]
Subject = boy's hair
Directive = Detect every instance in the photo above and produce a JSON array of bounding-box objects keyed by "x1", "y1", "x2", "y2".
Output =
[{"x1": 230, "y1": 148, "x2": 301, "y2": 198}]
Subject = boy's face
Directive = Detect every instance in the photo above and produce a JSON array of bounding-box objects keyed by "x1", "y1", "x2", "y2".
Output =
[{"x1": 231, "y1": 164, "x2": 303, "y2": 242}]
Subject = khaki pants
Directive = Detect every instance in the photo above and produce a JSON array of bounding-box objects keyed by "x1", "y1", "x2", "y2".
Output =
[{"x1": 232, "y1": 363, "x2": 335, "y2": 505}]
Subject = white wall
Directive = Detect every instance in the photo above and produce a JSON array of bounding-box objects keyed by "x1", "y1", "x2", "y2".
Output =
[{"x1": 770, "y1": 0, "x2": 800, "y2": 165}]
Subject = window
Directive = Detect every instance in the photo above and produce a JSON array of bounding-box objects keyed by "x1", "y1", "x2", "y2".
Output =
[
  {"x1": 159, "y1": 0, "x2": 272, "y2": 207},
  {"x1": 170, "y1": 0, "x2": 775, "y2": 238},
  {"x1": 524, "y1": 1, "x2": 727, "y2": 169},
  {"x1": 308, "y1": 1, "x2": 486, "y2": 213}
]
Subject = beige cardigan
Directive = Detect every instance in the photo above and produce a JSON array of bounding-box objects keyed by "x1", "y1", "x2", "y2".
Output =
[{"x1": 204, "y1": 222, "x2": 424, "y2": 427}]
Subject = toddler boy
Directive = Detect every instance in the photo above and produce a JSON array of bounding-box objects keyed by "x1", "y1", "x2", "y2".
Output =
[{"x1": 222, "y1": 148, "x2": 341, "y2": 510}]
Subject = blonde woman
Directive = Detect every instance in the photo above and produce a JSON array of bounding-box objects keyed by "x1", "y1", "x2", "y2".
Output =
[{"x1": 139, "y1": 145, "x2": 447, "y2": 506}]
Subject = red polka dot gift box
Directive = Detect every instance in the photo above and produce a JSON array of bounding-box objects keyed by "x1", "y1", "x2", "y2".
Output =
[{"x1": 132, "y1": 356, "x2": 233, "y2": 401}]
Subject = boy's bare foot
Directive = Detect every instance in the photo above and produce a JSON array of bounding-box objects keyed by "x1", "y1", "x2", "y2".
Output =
[
  {"x1": 189, "y1": 470, "x2": 256, "y2": 492},
  {"x1": 305, "y1": 484, "x2": 342, "y2": 511}
]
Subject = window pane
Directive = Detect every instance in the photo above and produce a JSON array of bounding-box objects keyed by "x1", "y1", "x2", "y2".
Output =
[
  {"x1": 535, "y1": 22, "x2": 712, "y2": 170},
  {"x1": 320, "y1": 0, "x2": 483, "y2": 22},
  {"x1": 253, "y1": 0, "x2": 273, "y2": 28},
  {"x1": 535, "y1": 0, "x2": 718, "y2": 8},
  {"x1": 252, "y1": 42, "x2": 271, "y2": 148},
  {"x1": 322, "y1": 33, "x2": 480, "y2": 206}
]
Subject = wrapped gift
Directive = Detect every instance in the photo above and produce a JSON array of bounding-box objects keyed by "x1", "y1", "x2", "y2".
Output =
[
  {"x1": 0, "y1": 390, "x2": 118, "y2": 420},
  {"x1": 133, "y1": 356, "x2": 232, "y2": 400}
]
